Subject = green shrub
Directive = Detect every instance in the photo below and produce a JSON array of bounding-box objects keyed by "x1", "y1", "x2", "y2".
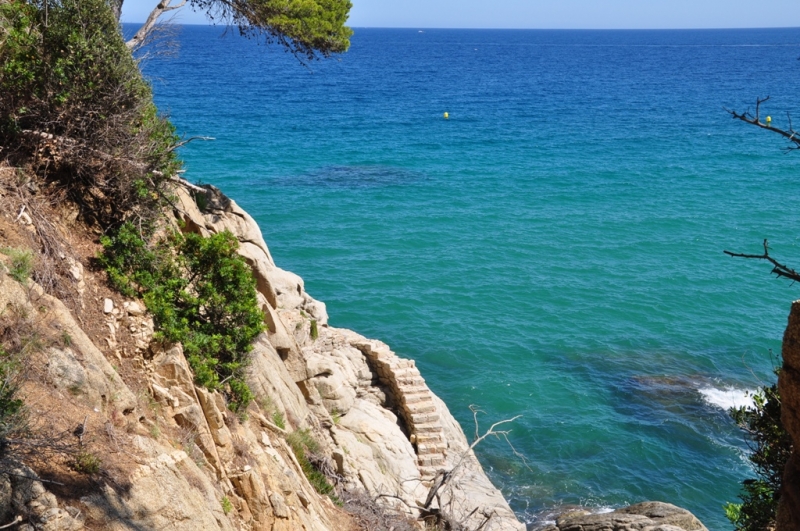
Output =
[
  {"x1": 725, "y1": 368, "x2": 792, "y2": 531},
  {"x1": 71, "y1": 450, "x2": 101, "y2": 474},
  {"x1": 0, "y1": 248, "x2": 33, "y2": 283},
  {"x1": 99, "y1": 224, "x2": 264, "y2": 410},
  {"x1": 310, "y1": 319, "x2": 318, "y2": 340},
  {"x1": 221, "y1": 495, "x2": 233, "y2": 515},
  {"x1": 0, "y1": 347, "x2": 25, "y2": 454},
  {"x1": 286, "y1": 429, "x2": 338, "y2": 501},
  {"x1": 272, "y1": 410, "x2": 286, "y2": 430}
]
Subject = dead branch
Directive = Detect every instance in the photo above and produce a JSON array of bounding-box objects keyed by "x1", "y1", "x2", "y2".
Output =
[
  {"x1": 126, "y1": 0, "x2": 188, "y2": 51},
  {"x1": 420, "y1": 406, "x2": 523, "y2": 530},
  {"x1": 726, "y1": 96, "x2": 800, "y2": 152},
  {"x1": 167, "y1": 136, "x2": 215, "y2": 152},
  {"x1": 724, "y1": 239, "x2": 800, "y2": 283},
  {"x1": 0, "y1": 516, "x2": 23, "y2": 529}
]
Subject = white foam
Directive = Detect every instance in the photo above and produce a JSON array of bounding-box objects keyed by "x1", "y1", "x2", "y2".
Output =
[{"x1": 698, "y1": 386, "x2": 755, "y2": 411}]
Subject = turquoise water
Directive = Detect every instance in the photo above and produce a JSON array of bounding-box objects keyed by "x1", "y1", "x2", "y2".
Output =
[{"x1": 135, "y1": 26, "x2": 800, "y2": 529}]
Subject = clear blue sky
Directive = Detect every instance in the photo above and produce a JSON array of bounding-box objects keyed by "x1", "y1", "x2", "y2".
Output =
[{"x1": 121, "y1": 0, "x2": 800, "y2": 29}]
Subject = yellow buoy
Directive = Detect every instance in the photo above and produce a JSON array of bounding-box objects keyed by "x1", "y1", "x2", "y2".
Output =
[
  {"x1": 443, "y1": 112, "x2": 449, "y2": 120},
  {"x1": 766, "y1": 115, "x2": 772, "y2": 125}
]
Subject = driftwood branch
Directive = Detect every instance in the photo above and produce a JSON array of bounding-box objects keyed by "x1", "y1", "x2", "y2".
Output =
[
  {"x1": 724, "y1": 239, "x2": 800, "y2": 283},
  {"x1": 726, "y1": 96, "x2": 800, "y2": 152}
]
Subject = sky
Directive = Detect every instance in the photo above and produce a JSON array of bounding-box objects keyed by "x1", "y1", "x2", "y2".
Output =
[{"x1": 121, "y1": 0, "x2": 800, "y2": 29}]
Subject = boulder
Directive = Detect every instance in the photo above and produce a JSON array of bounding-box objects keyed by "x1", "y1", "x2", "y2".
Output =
[{"x1": 552, "y1": 501, "x2": 708, "y2": 531}]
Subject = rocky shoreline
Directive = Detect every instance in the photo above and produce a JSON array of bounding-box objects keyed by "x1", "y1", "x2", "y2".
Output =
[{"x1": 0, "y1": 177, "x2": 714, "y2": 530}]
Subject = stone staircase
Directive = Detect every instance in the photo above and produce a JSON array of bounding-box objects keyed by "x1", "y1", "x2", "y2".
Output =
[{"x1": 351, "y1": 339, "x2": 447, "y2": 482}]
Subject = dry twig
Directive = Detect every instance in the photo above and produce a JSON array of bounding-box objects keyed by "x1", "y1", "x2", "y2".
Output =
[{"x1": 724, "y1": 239, "x2": 800, "y2": 283}]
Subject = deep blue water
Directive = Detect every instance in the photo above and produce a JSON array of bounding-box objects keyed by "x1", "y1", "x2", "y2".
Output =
[{"x1": 131, "y1": 25, "x2": 800, "y2": 529}]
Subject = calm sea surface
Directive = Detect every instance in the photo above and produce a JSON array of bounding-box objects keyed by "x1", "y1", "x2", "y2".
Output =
[{"x1": 132, "y1": 25, "x2": 800, "y2": 529}]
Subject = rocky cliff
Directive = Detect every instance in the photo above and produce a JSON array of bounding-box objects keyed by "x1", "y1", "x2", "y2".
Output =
[
  {"x1": 0, "y1": 177, "x2": 525, "y2": 531},
  {"x1": 778, "y1": 300, "x2": 800, "y2": 531}
]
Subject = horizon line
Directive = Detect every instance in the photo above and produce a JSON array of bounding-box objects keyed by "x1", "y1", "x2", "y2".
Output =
[{"x1": 120, "y1": 22, "x2": 800, "y2": 32}]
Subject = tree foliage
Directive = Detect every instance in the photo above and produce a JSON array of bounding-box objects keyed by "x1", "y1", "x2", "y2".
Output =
[
  {"x1": 0, "y1": 0, "x2": 179, "y2": 227},
  {"x1": 127, "y1": 0, "x2": 353, "y2": 60},
  {"x1": 99, "y1": 224, "x2": 264, "y2": 410},
  {"x1": 725, "y1": 370, "x2": 793, "y2": 530}
]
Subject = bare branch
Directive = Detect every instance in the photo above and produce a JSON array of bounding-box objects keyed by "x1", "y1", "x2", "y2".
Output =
[
  {"x1": 419, "y1": 406, "x2": 523, "y2": 531},
  {"x1": 0, "y1": 516, "x2": 23, "y2": 529},
  {"x1": 167, "y1": 136, "x2": 215, "y2": 152},
  {"x1": 724, "y1": 239, "x2": 800, "y2": 283},
  {"x1": 726, "y1": 96, "x2": 800, "y2": 152},
  {"x1": 126, "y1": 0, "x2": 188, "y2": 51}
]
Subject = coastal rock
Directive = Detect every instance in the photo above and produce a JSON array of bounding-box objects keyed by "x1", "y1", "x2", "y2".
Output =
[
  {"x1": 0, "y1": 275, "x2": 136, "y2": 413},
  {"x1": 80, "y1": 442, "x2": 234, "y2": 531},
  {"x1": 549, "y1": 501, "x2": 708, "y2": 531},
  {"x1": 778, "y1": 300, "x2": 800, "y2": 530}
]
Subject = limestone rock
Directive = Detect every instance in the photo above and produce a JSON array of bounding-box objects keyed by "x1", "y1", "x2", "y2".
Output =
[
  {"x1": 432, "y1": 394, "x2": 525, "y2": 531},
  {"x1": 125, "y1": 301, "x2": 145, "y2": 316}
]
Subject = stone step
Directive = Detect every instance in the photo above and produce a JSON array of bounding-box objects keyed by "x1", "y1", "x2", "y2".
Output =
[
  {"x1": 414, "y1": 433, "x2": 443, "y2": 444},
  {"x1": 399, "y1": 385, "x2": 428, "y2": 396},
  {"x1": 410, "y1": 412, "x2": 440, "y2": 425},
  {"x1": 399, "y1": 391, "x2": 430, "y2": 405},
  {"x1": 404, "y1": 401, "x2": 436, "y2": 415},
  {"x1": 418, "y1": 467, "x2": 440, "y2": 481},
  {"x1": 392, "y1": 367, "x2": 421, "y2": 379},
  {"x1": 413, "y1": 422, "x2": 442, "y2": 434},
  {"x1": 395, "y1": 376, "x2": 425, "y2": 388},
  {"x1": 418, "y1": 454, "x2": 446, "y2": 468},
  {"x1": 418, "y1": 441, "x2": 447, "y2": 454}
]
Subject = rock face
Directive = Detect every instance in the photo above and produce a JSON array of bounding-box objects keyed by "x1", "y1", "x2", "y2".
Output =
[
  {"x1": 545, "y1": 502, "x2": 708, "y2": 531},
  {"x1": 778, "y1": 300, "x2": 800, "y2": 531},
  {"x1": 172, "y1": 184, "x2": 526, "y2": 530}
]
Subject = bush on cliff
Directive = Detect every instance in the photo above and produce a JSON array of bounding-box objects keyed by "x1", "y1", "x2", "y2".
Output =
[
  {"x1": 0, "y1": 0, "x2": 179, "y2": 227},
  {"x1": 725, "y1": 368, "x2": 792, "y2": 531},
  {"x1": 99, "y1": 223, "x2": 263, "y2": 410}
]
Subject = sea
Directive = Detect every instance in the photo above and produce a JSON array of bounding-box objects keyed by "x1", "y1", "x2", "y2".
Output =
[{"x1": 129, "y1": 24, "x2": 800, "y2": 530}]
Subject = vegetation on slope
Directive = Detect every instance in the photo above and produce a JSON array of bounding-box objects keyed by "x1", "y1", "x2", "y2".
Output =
[
  {"x1": 725, "y1": 368, "x2": 792, "y2": 530},
  {"x1": 99, "y1": 224, "x2": 264, "y2": 410},
  {"x1": 1, "y1": 0, "x2": 263, "y2": 410}
]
